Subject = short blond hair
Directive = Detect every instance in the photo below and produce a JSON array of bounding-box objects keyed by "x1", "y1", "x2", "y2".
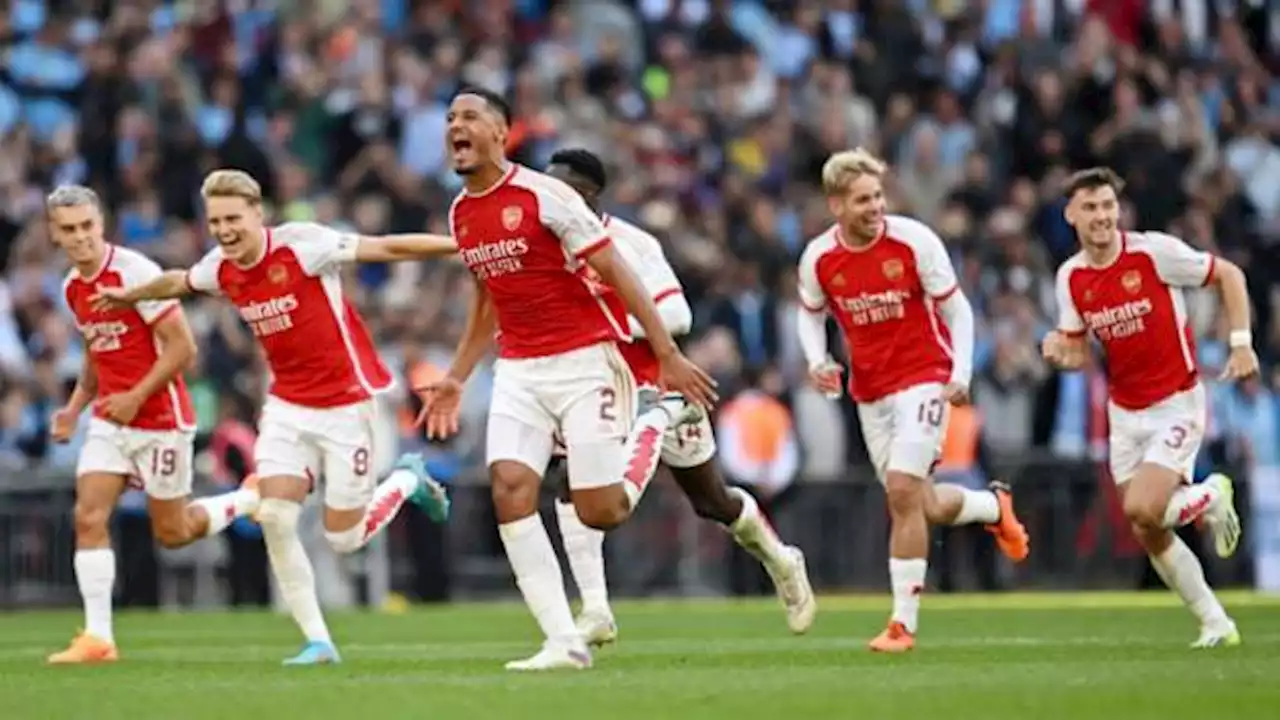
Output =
[
  {"x1": 821, "y1": 148, "x2": 886, "y2": 195},
  {"x1": 201, "y1": 169, "x2": 263, "y2": 204}
]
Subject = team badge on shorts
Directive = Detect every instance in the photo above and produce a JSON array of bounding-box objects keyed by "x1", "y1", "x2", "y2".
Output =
[
  {"x1": 882, "y1": 259, "x2": 904, "y2": 280},
  {"x1": 501, "y1": 206, "x2": 524, "y2": 231},
  {"x1": 1122, "y1": 270, "x2": 1142, "y2": 294},
  {"x1": 269, "y1": 264, "x2": 290, "y2": 284}
]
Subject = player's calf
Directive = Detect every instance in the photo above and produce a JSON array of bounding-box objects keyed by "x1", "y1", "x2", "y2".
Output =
[
  {"x1": 148, "y1": 485, "x2": 260, "y2": 548},
  {"x1": 879, "y1": 471, "x2": 930, "y2": 647},
  {"x1": 491, "y1": 461, "x2": 586, "y2": 665},
  {"x1": 256, "y1": 486, "x2": 336, "y2": 657},
  {"x1": 51, "y1": 472, "x2": 127, "y2": 663},
  {"x1": 571, "y1": 487, "x2": 630, "y2": 530}
]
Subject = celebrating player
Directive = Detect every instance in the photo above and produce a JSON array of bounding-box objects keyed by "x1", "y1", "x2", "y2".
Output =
[
  {"x1": 544, "y1": 149, "x2": 815, "y2": 645},
  {"x1": 44, "y1": 185, "x2": 261, "y2": 664},
  {"x1": 1043, "y1": 167, "x2": 1249, "y2": 648},
  {"x1": 796, "y1": 149, "x2": 1030, "y2": 653},
  {"x1": 417, "y1": 87, "x2": 717, "y2": 671},
  {"x1": 90, "y1": 169, "x2": 454, "y2": 665}
]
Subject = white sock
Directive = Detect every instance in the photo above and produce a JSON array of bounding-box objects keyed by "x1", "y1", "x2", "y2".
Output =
[
  {"x1": 259, "y1": 499, "x2": 332, "y2": 644},
  {"x1": 620, "y1": 405, "x2": 673, "y2": 509},
  {"x1": 889, "y1": 557, "x2": 927, "y2": 633},
  {"x1": 357, "y1": 469, "x2": 419, "y2": 547},
  {"x1": 499, "y1": 514, "x2": 581, "y2": 648},
  {"x1": 951, "y1": 488, "x2": 1001, "y2": 525},
  {"x1": 1150, "y1": 535, "x2": 1230, "y2": 627},
  {"x1": 1162, "y1": 483, "x2": 1221, "y2": 528},
  {"x1": 727, "y1": 487, "x2": 790, "y2": 573},
  {"x1": 74, "y1": 548, "x2": 115, "y2": 643},
  {"x1": 555, "y1": 500, "x2": 610, "y2": 615},
  {"x1": 191, "y1": 489, "x2": 259, "y2": 537}
]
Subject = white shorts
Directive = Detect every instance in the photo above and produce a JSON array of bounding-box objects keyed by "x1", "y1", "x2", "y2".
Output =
[
  {"x1": 77, "y1": 417, "x2": 194, "y2": 500},
  {"x1": 856, "y1": 382, "x2": 948, "y2": 483},
  {"x1": 487, "y1": 342, "x2": 635, "y2": 490},
  {"x1": 1108, "y1": 383, "x2": 1205, "y2": 485},
  {"x1": 255, "y1": 395, "x2": 386, "y2": 510}
]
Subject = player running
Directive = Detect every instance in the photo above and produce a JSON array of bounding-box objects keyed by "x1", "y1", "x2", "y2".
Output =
[
  {"x1": 44, "y1": 185, "x2": 261, "y2": 664},
  {"x1": 416, "y1": 87, "x2": 717, "y2": 671},
  {"x1": 543, "y1": 149, "x2": 815, "y2": 645},
  {"x1": 796, "y1": 149, "x2": 1030, "y2": 653},
  {"x1": 90, "y1": 169, "x2": 454, "y2": 665},
  {"x1": 1043, "y1": 167, "x2": 1250, "y2": 649}
]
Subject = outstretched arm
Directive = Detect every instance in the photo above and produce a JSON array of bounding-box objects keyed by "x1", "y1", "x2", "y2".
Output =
[
  {"x1": 353, "y1": 234, "x2": 457, "y2": 263},
  {"x1": 93, "y1": 270, "x2": 194, "y2": 307}
]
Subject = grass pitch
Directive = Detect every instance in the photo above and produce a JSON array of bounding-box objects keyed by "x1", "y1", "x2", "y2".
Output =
[{"x1": 3, "y1": 592, "x2": 1279, "y2": 719}]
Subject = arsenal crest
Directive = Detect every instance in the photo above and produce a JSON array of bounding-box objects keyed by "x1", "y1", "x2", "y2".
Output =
[
  {"x1": 831, "y1": 273, "x2": 846, "y2": 287},
  {"x1": 882, "y1": 258, "x2": 904, "y2": 280},
  {"x1": 268, "y1": 264, "x2": 289, "y2": 285},
  {"x1": 501, "y1": 206, "x2": 524, "y2": 231},
  {"x1": 1121, "y1": 270, "x2": 1142, "y2": 294}
]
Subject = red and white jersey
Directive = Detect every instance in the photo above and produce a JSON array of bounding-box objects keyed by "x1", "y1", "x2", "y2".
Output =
[
  {"x1": 597, "y1": 214, "x2": 684, "y2": 386},
  {"x1": 185, "y1": 222, "x2": 392, "y2": 409},
  {"x1": 63, "y1": 245, "x2": 195, "y2": 431},
  {"x1": 1056, "y1": 231, "x2": 1214, "y2": 411},
  {"x1": 797, "y1": 215, "x2": 957, "y2": 403},
  {"x1": 449, "y1": 164, "x2": 629, "y2": 359}
]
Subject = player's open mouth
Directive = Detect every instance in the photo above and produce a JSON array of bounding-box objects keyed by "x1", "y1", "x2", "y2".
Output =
[{"x1": 452, "y1": 139, "x2": 472, "y2": 152}]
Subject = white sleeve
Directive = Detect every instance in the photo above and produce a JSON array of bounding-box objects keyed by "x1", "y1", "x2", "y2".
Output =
[
  {"x1": 1142, "y1": 231, "x2": 1216, "y2": 288},
  {"x1": 185, "y1": 249, "x2": 224, "y2": 295},
  {"x1": 629, "y1": 293, "x2": 693, "y2": 338},
  {"x1": 533, "y1": 178, "x2": 610, "y2": 257},
  {"x1": 902, "y1": 219, "x2": 960, "y2": 299},
  {"x1": 616, "y1": 224, "x2": 689, "y2": 336},
  {"x1": 118, "y1": 253, "x2": 179, "y2": 325},
  {"x1": 796, "y1": 307, "x2": 830, "y2": 370},
  {"x1": 796, "y1": 246, "x2": 827, "y2": 311},
  {"x1": 1054, "y1": 265, "x2": 1085, "y2": 335},
  {"x1": 275, "y1": 222, "x2": 361, "y2": 276},
  {"x1": 937, "y1": 291, "x2": 974, "y2": 386}
]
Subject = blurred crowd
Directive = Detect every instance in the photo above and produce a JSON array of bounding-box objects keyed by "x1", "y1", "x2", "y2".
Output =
[{"x1": 1, "y1": 0, "x2": 1279, "y2": 487}]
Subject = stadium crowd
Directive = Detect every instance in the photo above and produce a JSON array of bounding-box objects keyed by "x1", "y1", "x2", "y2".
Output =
[{"x1": 0, "y1": 0, "x2": 1278, "y2": 496}]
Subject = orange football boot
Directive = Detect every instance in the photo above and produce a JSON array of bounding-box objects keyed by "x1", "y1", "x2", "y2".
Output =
[
  {"x1": 47, "y1": 632, "x2": 118, "y2": 664},
  {"x1": 868, "y1": 621, "x2": 915, "y2": 653},
  {"x1": 985, "y1": 481, "x2": 1030, "y2": 562}
]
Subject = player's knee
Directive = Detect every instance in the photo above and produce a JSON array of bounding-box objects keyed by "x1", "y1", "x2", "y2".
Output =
[
  {"x1": 324, "y1": 525, "x2": 364, "y2": 554},
  {"x1": 884, "y1": 472, "x2": 925, "y2": 517},
  {"x1": 72, "y1": 502, "x2": 112, "y2": 545},
  {"x1": 490, "y1": 462, "x2": 541, "y2": 519},
  {"x1": 574, "y1": 494, "x2": 630, "y2": 530},
  {"x1": 1122, "y1": 493, "x2": 1164, "y2": 529}
]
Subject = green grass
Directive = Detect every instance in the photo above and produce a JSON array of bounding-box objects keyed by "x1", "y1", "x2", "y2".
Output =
[{"x1": 3, "y1": 592, "x2": 1280, "y2": 718}]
